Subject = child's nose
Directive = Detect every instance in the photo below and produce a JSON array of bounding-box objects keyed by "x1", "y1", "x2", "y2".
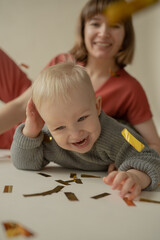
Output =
[{"x1": 70, "y1": 127, "x2": 84, "y2": 139}]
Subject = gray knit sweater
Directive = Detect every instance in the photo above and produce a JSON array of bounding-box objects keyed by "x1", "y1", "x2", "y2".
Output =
[{"x1": 11, "y1": 111, "x2": 160, "y2": 190}]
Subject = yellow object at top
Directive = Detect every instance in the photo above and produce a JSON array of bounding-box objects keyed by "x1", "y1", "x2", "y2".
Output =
[
  {"x1": 104, "y1": 0, "x2": 158, "y2": 25},
  {"x1": 121, "y1": 128, "x2": 145, "y2": 152}
]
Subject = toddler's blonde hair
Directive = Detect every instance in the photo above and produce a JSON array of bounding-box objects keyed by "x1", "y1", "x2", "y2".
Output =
[{"x1": 32, "y1": 62, "x2": 95, "y2": 110}]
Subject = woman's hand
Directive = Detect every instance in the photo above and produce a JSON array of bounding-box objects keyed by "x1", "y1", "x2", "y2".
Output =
[
  {"x1": 23, "y1": 98, "x2": 45, "y2": 138},
  {"x1": 103, "y1": 169, "x2": 151, "y2": 200}
]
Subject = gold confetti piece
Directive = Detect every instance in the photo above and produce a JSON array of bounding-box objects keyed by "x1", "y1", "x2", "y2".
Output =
[
  {"x1": 123, "y1": 197, "x2": 136, "y2": 206},
  {"x1": 121, "y1": 128, "x2": 145, "y2": 152},
  {"x1": 81, "y1": 174, "x2": 101, "y2": 178},
  {"x1": 91, "y1": 192, "x2": 110, "y2": 199},
  {"x1": 109, "y1": 68, "x2": 120, "y2": 77},
  {"x1": 3, "y1": 222, "x2": 34, "y2": 237},
  {"x1": 55, "y1": 180, "x2": 71, "y2": 185},
  {"x1": 20, "y1": 63, "x2": 29, "y2": 69},
  {"x1": 43, "y1": 134, "x2": 52, "y2": 142},
  {"x1": 64, "y1": 192, "x2": 79, "y2": 201},
  {"x1": 38, "y1": 172, "x2": 51, "y2": 177},
  {"x1": 139, "y1": 198, "x2": 160, "y2": 204},
  {"x1": 65, "y1": 180, "x2": 75, "y2": 184},
  {"x1": 70, "y1": 173, "x2": 77, "y2": 178},
  {"x1": 23, "y1": 185, "x2": 64, "y2": 197},
  {"x1": 3, "y1": 185, "x2": 13, "y2": 193},
  {"x1": 74, "y1": 178, "x2": 83, "y2": 184},
  {"x1": 104, "y1": 0, "x2": 158, "y2": 25}
]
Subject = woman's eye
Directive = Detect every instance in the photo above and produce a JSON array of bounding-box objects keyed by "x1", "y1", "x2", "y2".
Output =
[
  {"x1": 111, "y1": 24, "x2": 121, "y2": 29},
  {"x1": 90, "y1": 22, "x2": 100, "y2": 27},
  {"x1": 78, "y1": 116, "x2": 87, "y2": 122}
]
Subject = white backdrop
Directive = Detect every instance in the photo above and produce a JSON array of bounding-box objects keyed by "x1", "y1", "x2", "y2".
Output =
[{"x1": 0, "y1": 0, "x2": 160, "y2": 132}]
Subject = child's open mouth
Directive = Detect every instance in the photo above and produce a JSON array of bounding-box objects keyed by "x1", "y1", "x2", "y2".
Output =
[{"x1": 72, "y1": 136, "x2": 89, "y2": 148}]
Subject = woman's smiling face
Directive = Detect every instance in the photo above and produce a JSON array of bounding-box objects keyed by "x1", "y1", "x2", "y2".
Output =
[{"x1": 84, "y1": 14, "x2": 125, "y2": 61}]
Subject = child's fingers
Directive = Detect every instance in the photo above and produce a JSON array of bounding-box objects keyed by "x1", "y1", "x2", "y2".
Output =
[
  {"x1": 104, "y1": 171, "x2": 142, "y2": 200},
  {"x1": 26, "y1": 98, "x2": 35, "y2": 115},
  {"x1": 108, "y1": 163, "x2": 116, "y2": 173},
  {"x1": 103, "y1": 171, "x2": 118, "y2": 185},
  {"x1": 27, "y1": 98, "x2": 43, "y2": 122},
  {"x1": 29, "y1": 98, "x2": 37, "y2": 112},
  {"x1": 119, "y1": 178, "x2": 135, "y2": 198},
  {"x1": 127, "y1": 184, "x2": 141, "y2": 200},
  {"x1": 111, "y1": 171, "x2": 128, "y2": 189},
  {"x1": 27, "y1": 97, "x2": 33, "y2": 108}
]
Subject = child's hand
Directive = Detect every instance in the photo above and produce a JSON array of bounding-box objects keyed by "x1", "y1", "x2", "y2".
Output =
[
  {"x1": 23, "y1": 98, "x2": 45, "y2": 138},
  {"x1": 108, "y1": 163, "x2": 117, "y2": 173},
  {"x1": 103, "y1": 170, "x2": 151, "y2": 200}
]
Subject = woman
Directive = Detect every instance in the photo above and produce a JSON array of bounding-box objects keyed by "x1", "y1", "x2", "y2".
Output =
[{"x1": 1, "y1": 0, "x2": 160, "y2": 153}]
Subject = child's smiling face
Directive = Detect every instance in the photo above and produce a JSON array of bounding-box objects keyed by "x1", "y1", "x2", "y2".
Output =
[{"x1": 39, "y1": 86, "x2": 102, "y2": 154}]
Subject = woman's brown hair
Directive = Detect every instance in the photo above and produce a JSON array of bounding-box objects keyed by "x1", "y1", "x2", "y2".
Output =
[{"x1": 69, "y1": 0, "x2": 135, "y2": 68}]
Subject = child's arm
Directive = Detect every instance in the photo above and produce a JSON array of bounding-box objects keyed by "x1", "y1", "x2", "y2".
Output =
[
  {"x1": 103, "y1": 169, "x2": 151, "y2": 200},
  {"x1": 10, "y1": 98, "x2": 48, "y2": 170},
  {"x1": 23, "y1": 98, "x2": 44, "y2": 138}
]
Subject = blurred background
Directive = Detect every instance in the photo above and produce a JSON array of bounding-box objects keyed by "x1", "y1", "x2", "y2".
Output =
[{"x1": 0, "y1": 0, "x2": 160, "y2": 132}]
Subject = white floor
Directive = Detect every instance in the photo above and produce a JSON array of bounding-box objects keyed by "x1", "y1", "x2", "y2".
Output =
[{"x1": 0, "y1": 150, "x2": 160, "y2": 240}]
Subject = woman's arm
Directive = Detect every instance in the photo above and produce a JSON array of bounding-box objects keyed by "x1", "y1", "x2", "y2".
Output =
[
  {"x1": 0, "y1": 87, "x2": 32, "y2": 134},
  {"x1": 134, "y1": 119, "x2": 160, "y2": 154}
]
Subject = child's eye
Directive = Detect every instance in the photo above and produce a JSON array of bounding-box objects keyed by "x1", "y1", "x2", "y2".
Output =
[
  {"x1": 78, "y1": 116, "x2": 88, "y2": 122},
  {"x1": 55, "y1": 126, "x2": 65, "y2": 131}
]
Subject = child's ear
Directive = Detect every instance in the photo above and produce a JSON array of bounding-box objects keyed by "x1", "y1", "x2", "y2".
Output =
[{"x1": 96, "y1": 96, "x2": 102, "y2": 116}]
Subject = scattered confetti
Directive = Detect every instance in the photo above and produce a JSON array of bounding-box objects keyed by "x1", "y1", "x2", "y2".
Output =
[
  {"x1": 139, "y1": 198, "x2": 160, "y2": 204},
  {"x1": 65, "y1": 180, "x2": 75, "y2": 184},
  {"x1": 43, "y1": 135, "x2": 52, "y2": 142},
  {"x1": 3, "y1": 185, "x2": 13, "y2": 193},
  {"x1": 109, "y1": 68, "x2": 120, "y2": 77},
  {"x1": 55, "y1": 180, "x2": 72, "y2": 185},
  {"x1": 64, "y1": 192, "x2": 79, "y2": 201},
  {"x1": 103, "y1": 0, "x2": 158, "y2": 25},
  {"x1": 81, "y1": 174, "x2": 101, "y2": 178},
  {"x1": 123, "y1": 197, "x2": 136, "y2": 206},
  {"x1": 23, "y1": 185, "x2": 64, "y2": 197},
  {"x1": 91, "y1": 192, "x2": 110, "y2": 199},
  {"x1": 70, "y1": 173, "x2": 77, "y2": 178},
  {"x1": 3, "y1": 222, "x2": 34, "y2": 237},
  {"x1": 74, "y1": 178, "x2": 83, "y2": 184},
  {"x1": 38, "y1": 173, "x2": 51, "y2": 177},
  {"x1": 121, "y1": 128, "x2": 145, "y2": 152},
  {"x1": 20, "y1": 63, "x2": 29, "y2": 69}
]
